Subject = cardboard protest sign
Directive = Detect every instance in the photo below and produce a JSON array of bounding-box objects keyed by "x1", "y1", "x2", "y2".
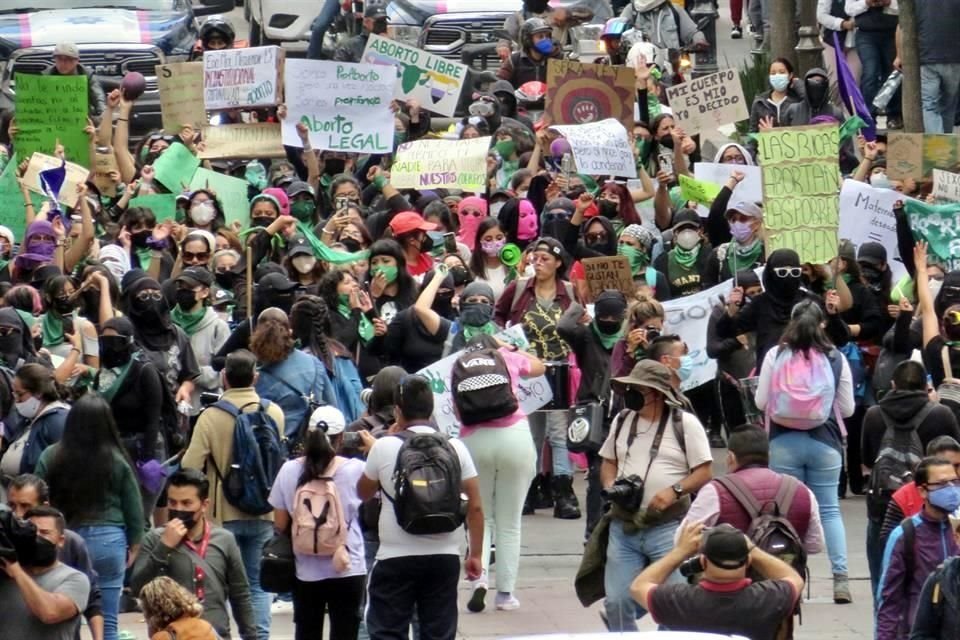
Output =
[
  {"x1": 0, "y1": 154, "x2": 43, "y2": 241},
  {"x1": 904, "y1": 200, "x2": 960, "y2": 271},
  {"x1": 694, "y1": 162, "x2": 763, "y2": 204},
  {"x1": 582, "y1": 256, "x2": 634, "y2": 301},
  {"x1": 152, "y1": 143, "x2": 200, "y2": 192},
  {"x1": 199, "y1": 123, "x2": 285, "y2": 159},
  {"x1": 190, "y1": 168, "x2": 250, "y2": 227},
  {"x1": 15, "y1": 73, "x2": 90, "y2": 167},
  {"x1": 545, "y1": 60, "x2": 635, "y2": 130},
  {"x1": 20, "y1": 153, "x2": 90, "y2": 208},
  {"x1": 549, "y1": 119, "x2": 637, "y2": 178},
  {"x1": 390, "y1": 137, "x2": 490, "y2": 192},
  {"x1": 679, "y1": 174, "x2": 721, "y2": 207},
  {"x1": 129, "y1": 194, "x2": 178, "y2": 222},
  {"x1": 417, "y1": 325, "x2": 552, "y2": 437},
  {"x1": 283, "y1": 59, "x2": 396, "y2": 154},
  {"x1": 665, "y1": 70, "x2": 748, "y2": 135},
  {"x1": 758, "y1": 125, "x2": 841, "y2": 264},
  {"x1": 361, "y1": 35, "x2": 467, "y2": 118},
  {"x1": 93, "y1": 150, "x2": 119, "y2": 197},
  {"x1": 157, "y1": 62, "x2": 207, "y2": 133},
  {"x1": 203, "y1": 46, "x2": 282, "y2": 110},
  {"x1": 887, "y1": 133, "x2": 960, "y2": 181},
  {"x1": 933, "y1": 169, "x2": 960, "y2": 202},
  {"x1": 837, "y1": 180, "x2": 910, "y2": 281}
]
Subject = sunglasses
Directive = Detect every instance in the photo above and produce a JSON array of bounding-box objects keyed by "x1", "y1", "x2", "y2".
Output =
[
  {"x1": 585, "y1": 232, "x2": 608, "y2": 243},
  {"x1": 182, "y1": 251, "x2": 210, "y2": 262},
  {"x1": 773, "y1": 267, "x2": 802, "y2": 278},
  {"x1": 0, "y1": 326, "x2": 20, "y2": 337}
]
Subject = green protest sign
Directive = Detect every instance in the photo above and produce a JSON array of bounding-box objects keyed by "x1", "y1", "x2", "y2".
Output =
[
  {"x1": 15, "y1": 73, "x2": 90, "y2": 167},
  {"x1": 152, "y1": 143, "x2": 200, "y2": 192},
  {"x1": 0, "y1": 153, "x2": 45, "y2": 242},
  {"x1": 129, "y1": 194, "x2": 179, "y2": 222},
  {"x1": 679, "y1": 174, "x2": 721, "y2": 206},
  {"x1": 904, "y1": 200, "x2": 960, "y2": 271},
  {"x1": 757, "y1": 125, "x2": 841, "y2": 264},
  {"x1": 190, "y1": 168, "x2": 250, "y2": 227}
]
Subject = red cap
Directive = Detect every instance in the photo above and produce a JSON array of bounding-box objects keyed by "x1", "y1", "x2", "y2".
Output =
[{"x1": 389, "y1": 211, "x2": 437, "y2": 236}]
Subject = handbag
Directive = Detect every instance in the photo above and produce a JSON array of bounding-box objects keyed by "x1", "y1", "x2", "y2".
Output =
[
  {"x1": 566, "y1": 402, "x2": 606, "y2": 453},
  {"x1": 260, "y1": 533, "x2": 295, "y2": 593}
]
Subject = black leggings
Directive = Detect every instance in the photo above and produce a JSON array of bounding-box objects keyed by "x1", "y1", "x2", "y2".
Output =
[{"x1": 292, "y1": 575, "x2": 365, "y2": 640}]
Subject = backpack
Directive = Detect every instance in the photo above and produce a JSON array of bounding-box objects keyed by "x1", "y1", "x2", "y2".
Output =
[
  {"x1": 865, "y1": 404, "x2": 932, "y2": 521},
  {"x1": 451, "y1": 344, "x2": 519, "y2": 426},
  {"x1": 765, "y1": 347, "x2": 840, "y2": 430},
  {"x1": 383, "y1": 430, "x2": 466, "y2": 535},
  {"x1": 292, "y1": 457, "x2": 349, "y2": 567},
  {"x1": 714, "y1": 474, "x2": 808, "y2": 581},
  {"x1": 260, "y1": 366, "x2": 324, "y2": 456},
  {"x1": 935, "y1": 346, "x2": 960, "y2": 421},
  {"x1": 207, "y1": 400, "x2": 286, "y2": 516}
]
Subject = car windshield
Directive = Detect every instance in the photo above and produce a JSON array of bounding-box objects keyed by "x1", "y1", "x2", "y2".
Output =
[{"x1": 0, "y1": 0, "x2": 175, "y2": 12}]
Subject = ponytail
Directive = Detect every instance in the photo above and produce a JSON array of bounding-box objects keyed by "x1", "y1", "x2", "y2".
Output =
[{"x1": 296, "y1": 428, "x2": 336, "y2": 487}]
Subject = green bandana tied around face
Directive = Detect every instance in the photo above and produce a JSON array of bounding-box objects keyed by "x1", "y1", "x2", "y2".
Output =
[
  {"x1": 290, "y1": 200, "x2": 314, "y2": 223},
  {"x1": 337, "y1": 293, "x2": 374, "y2": 343},
  {"x1": 618, "y1": 244, "x2": 649, "y2": 276},
  {"x1": 171, "y1": 305, "x2": 207, "y2": 336},
  {"x1": 726, "y1": 239, "x2": 764, "y2": 277},
  {"x1": 494, "y1": 139, "x2": 516, "y2": 159},
  {"x1": 591, "y1": 321, "x2": 623, "y2": 350},
  {"x1": 134, "y1": 246, "x2": 153, "y2": 270},
  {"x1": 41, "y1": 312, "x2": 65, "y2": 348},
  {"x1": 671, "y1": 244, "x2": 700, "y2": 269},
  {"x1": 462, "y1": 321, "x2": 498, "y2": 342},
  {"x1": 372, "y1": 265, "x2": 398, "y2": 284}
]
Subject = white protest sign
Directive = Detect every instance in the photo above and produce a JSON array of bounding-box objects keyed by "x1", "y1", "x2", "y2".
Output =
[
  {"x1": 20, "y1": 153, "x2": 90, "y2": 208},
  {"x1": 693, "y1": 162, "x2": 763, "y2": 204},
  {"x1": 933, "y1": 169, "x2": 960, "y2": 202},
  {"x1": 361, "y1": 34, "x2": 467, "y2": 118},
  {"x1": 837, "y1": 179, "x2": 910, "y2": 282},
  {"x1": 664, "y1": 69, "x2": 749, "y2": 135},
  {"x1": 549, "y1": 119, "x2": 637, "y2": 178},
  {"x1": 662, "y1": 278, "x2": 733, "y2": 392},
  {"x1": 390, "y1": 137, "x2": 491, "y2": 192},
  {"x1": 203, "y1": 46, "x2": 281, "y2": 110},
  {"x1": 283, "y1": 59, "x2": 395, "y2": 154},
  {"x1": 417, "y1": 325, "x2": 553, "y2": 437}
]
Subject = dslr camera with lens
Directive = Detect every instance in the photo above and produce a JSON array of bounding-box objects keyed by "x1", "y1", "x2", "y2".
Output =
[
  {"x1": 600, "y1": 474, "x2": 644, "y2": 513},
  {"x1": 0, "y1": 510, "x2": 40, "y2": 567}
]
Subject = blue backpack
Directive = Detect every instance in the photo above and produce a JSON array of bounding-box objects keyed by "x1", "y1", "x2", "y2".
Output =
[{"x1": 208, "y1": 400, "x2": 286, "y2": 516}]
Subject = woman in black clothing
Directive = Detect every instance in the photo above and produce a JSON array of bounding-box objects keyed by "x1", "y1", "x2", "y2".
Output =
[
  {"x1": 317, "y1": 270, "x2": 385, "y2": 381},
  {"x1": 365, "y1": 239, "x2": 418, "y2": 327}
]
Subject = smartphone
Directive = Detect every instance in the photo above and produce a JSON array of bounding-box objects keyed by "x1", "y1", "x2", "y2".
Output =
[
  {"x1": 443, "y1": 232, "x2": 457, "y2": 254},
  {"x1": 199, "y1": 392, "x2": 221, "y2": 407},
  {"x1": 335, "y1": 196, "x2": 349, "y2": 212},
  {"x1": 342, "y1": 432, "x2": 361, "y2": 448}
]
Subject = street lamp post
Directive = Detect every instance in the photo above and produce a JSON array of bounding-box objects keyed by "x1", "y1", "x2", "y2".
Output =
[
  {"x1": 795, "y1": 0, "x2": 824, "y2": 77},
  {"x1": 690, "y1": 0, "x2": 719, "y2": 78}
]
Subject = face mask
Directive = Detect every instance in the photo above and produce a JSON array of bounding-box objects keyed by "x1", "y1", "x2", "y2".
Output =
[
  {"x1": 870, "y1": 172, "x2": 892, "y2": 190},
  {"x1": 494, "y1": 139, "x2": 516, "y2": 159},
  {"x1": 516, "y1": 190, "x2": 528, "y2": 199},
  {"x1": 533, "y1": 38, "x2": 554, "y2": 55},
  {"x1": 175, "y1": 288, "x2": 199, "y2": 310},
  {"x1": 596, "y1": 318, "x2": 622, "y2": 335},
  {"x1": 28, "y1": 240, "x2": 56, "y2": 257},
  {"x1": 460, "y1": 301, "x2": 494, "y2": 326},
  {"x1": 927, "y1": 484, "x2": 960, "y2": 514},
  {"x1": 675, "y1": 229, "x2": 701, "y2": 251},
  {"x1": 340, "y1": 237, "x2": 362, "y2": 253},
  {"x1": 930, "y1": 279, "x2": 944, "y2": 299},
  {"x1": 324, "y1": 158, "x2": 346, "y2": 175},
  {"x1": 517, "y1": 206, "x2": 538, "y2": 240},
  {"x1": 769, "y1": 73, "x2": 789, "y2": 92},
  {"x1": 16, "y1": 396, "x2": 42, "y2": 419},
  {"x1": 372, "y1": 18, "x2": 388, "y2": 34},
  {"x1": 659, "y1": 134, "x2": 674, "y2": 150},
  {"x1": 215, "y1": 270, "x2": 235, "y2": 290},
  {"x1": 490, "y1": 201, "x2": 506, "y2": 217},
  {"x1": 290, "y1": 200, "x2": 315, "y2": 222},
  {"x1": 676, "y1": 354, "x2": 694, "y2": 382},
  {"x1": 481, "y1": 238, "x2": 506, "y2": 257},
  {"x1": 52, "y1": 297, "x2": 74, "y2": 315},
  {"x1": 468, "y1": 101, "x2": 496, "y2": 118},
  {"x1": 729, "y1": 220, "x2": 754, "y2": 244},
  {"x1": 419, "y1": 234, "x2": 434, "y2": 253},
  {"x1": 806, "y1": 78, "x2": 828, "y2": 107},
  {"x1": 0, "y1": 333, "x2": 20, "y2": 359},
  {"x1": 618, "y1": 243, "x2": 648, "y2": 273},
  {"x1": 31, "y1": 536, "x2": 58, "y2": 568},
  {"x1": 292, "y1": 256, "x2": 317, "y2": 274},
  {"x1": 131, "y1": 230, "x2": 151, "y2": 248},
  {"x1": 168, "y1": 508, "x2": 200, "y2": 531},
  {"x1": 623, "y1": 388, "x2": 645, "y2": 411},
  {"x1": 216, "y1": 309, "x2": 232, "y2": 324},
  {"x1": 599, "y1": 200, "x2": 618, "y2": 217},
  {"x1": 526, "y1": 0, "x2": 549, "y2": 12},
  {"x1": 394, "y1": 131, "x2": 407, "y2": 148},
  {"x1": 372, "y1": 264, "x2": 398, "y2": 284},
  {"x1": 251, "y1": 215, "x2": 274, "y2": 229},
  {"x1": 99, "y1": 335, "x2": 133, "y2": 369},
  {"x1": 189, "y1": 202, "x2": 216, "y2": 226},
  {"x1": 861, "y1": 266, "x2": 883, "y2": 285}
]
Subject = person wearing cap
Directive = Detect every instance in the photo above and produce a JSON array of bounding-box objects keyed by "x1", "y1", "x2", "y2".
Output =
[
  {"x1": 333, "y1": 3, "x2": 389, "y2": 63},
  {"x1": 599, "y1": 360, "x2": 713, "y2": 631},
  {"x1": 629, "y1": 522, "x2": 804, "y2": 640},
  {"x1": 704, "y1": 199, "x2": 765, "y2": 288},
  {"x1": 653, "y1": 209, "x2": 710, "y2": 300},
  {"x1": 43, "y1": 42, "x2": 106, "y2": 119},
  {"x1": 211, "y1": 286, "x2": 235, "y2": 326},
  {"x1": 364, "y1": 239, "x2": 419, "y2": 327},
  {"x1": 388, "y1": 210, "x2": 438, "y2": 277},
  {"x1": 285, "y1": 234, "x2": 325, "y2": 291},
  {"x1": 287, "y1": 181, "x2": 318, "y2": 225},
  {"x1": 858, "y1": 240, "x2": 895, "y2": 335},
  {"x1": 182, "y1": 349, "x2": 284, "y2": 639}
]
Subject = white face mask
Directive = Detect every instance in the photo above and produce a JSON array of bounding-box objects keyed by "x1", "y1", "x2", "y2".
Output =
[
  {"x1": 292, "y1": 256, "x2": 317, "y2": 274},
  {"x1": 930, "y1": 278, "x2": 944, "y2": 299},
  {"x1": 870, "y1": 172, "x2": 893, "y2": 190},
  {"x1": 216, "y1": 310, "x2": 231, "y2": 323},
  {"x1": 190, "y1": 201, "x2": 216, "y2": 225},
  {"x1": 675, "y1": 228, "x2": 701, "y2": 251},
  {"x1": 16, "y1": 396, "x2": 42, "y2": 419},
  {"x1": 490, "y1": 201, "x2": 505, "y2": 216}
]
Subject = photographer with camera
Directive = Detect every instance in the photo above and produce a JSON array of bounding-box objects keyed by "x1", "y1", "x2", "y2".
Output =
[
  {"x1": 598, "y1": 360, "x2": 713, "y2": 632},
  {"x1": 630, "y1": 522, "x2": 804, "y2": 640}
]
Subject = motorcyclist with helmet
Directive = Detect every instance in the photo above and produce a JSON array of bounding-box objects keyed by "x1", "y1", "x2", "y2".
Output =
[
  {"x1": 597, "y1": 17, "x2": 630, "y2": 65},
  {"x1": 192, "y1": 15, "x2": 235, "y2": 59},
  {"x1": 497, "y1": 18, "x2": 562, "y2": 89},
  {"x1": 498, "y1": 0, "x2": 595, "y2": 61}
]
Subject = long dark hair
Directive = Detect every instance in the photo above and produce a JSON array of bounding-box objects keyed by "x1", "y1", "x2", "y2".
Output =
[
  {"x1": 290, "y1": 295, "x2": 339, "y2": 373},
  {"x1": 316, "y1": 270, "x2": 352, "y2": 313},
  {"x1": 45, "y1": 393, "x2": 133, "y2": 522},
  {"x1": 469, "y1": 218, "x2": 504, "y2": 279},
  {"x1": 296, "y1": 428, "x2": 336, "y2": 488},
  {"x1": 367, "y1": 239, "x2": 417, "y2": 306},
  {"x1": 779, "y1": 299, "x2": 833, "y2": 356}
]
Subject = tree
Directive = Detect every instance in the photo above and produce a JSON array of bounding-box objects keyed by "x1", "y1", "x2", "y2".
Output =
[
  {"x1": 769, "y1": 0, "x2": 798, "y2": 69},
  {"x1": 897, "y1": 0, "x2": 922, "y2": 132}
]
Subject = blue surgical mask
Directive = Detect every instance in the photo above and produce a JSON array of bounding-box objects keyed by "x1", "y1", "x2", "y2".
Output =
[
  {"x1": 769, "y1": 73, "x2": 789, "y2": 92},
  {"x1": 928, "y1": 484, "x2": 960, "y2": 514},
  {"x1": 677, "y1": 355, "x2": 694, "y2": 383},
  {"x1": 534, "y1": 39, "x2": 554, "y2": 55}
]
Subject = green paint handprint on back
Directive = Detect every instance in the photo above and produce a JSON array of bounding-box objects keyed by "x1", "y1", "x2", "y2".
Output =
[{"x1": 423, "y1": 369, "x2": 447, "y2": 394}]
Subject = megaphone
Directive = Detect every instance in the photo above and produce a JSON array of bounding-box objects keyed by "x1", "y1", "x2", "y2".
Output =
[{"x1": 499, "y1": 243, "x2": 522, "y2": 268}]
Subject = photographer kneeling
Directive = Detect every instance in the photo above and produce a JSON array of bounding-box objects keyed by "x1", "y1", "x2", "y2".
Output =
[
  {"x1": 599, "y1": 360, "x2": 713, "y2": 631},
  {"x1": 630, "y1": 523, "x2": 804, "y2": 640}
]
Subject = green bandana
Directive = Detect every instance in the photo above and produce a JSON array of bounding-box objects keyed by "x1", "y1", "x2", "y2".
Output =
[
  {"x1": 171, "y1": 305, "x2": 207, "y2": 336},
  {"x1": 841, "y1": 273, "x2": 853, "y2": 284},
  {"x1": 134, "y1": 246, "x2": 153, "y2": 270},
  {"x1": 372, "y1": 265, "x2": 398, "y2": 284},
  {"x1": 671, "y1": 244, "x2": 700, "y2": 269},
  {"x1": 97, "y1": 360, "x2": 134, "y2": 402},
  {"x1": 16, "y1": 309, "x2": 36, "y2": 330},
  {"x1": 290, "y1": 200, "x2": 315, "y2": 223},
  {"x1": 337, "y1": 293, "x2": 375, "y2": 343},
  {"x1": 494, "y1": 139, "x2": 516, "y2": 159},
  {"x1": 295, "y1": 221, "x2": 369, "y2": 265},
  {"x1": 618, "y1": 244, "x2": 649, "y2": 276},
  {"x1": 462, "y1": 321, "x2": 498, "y2": 341},
  {"x1": 591, "y1": 321, "x2": 623, "y2": 349},
  {"x1": 726, "y1": 239, "x2": 764, "y2": 277},
  {"x1": 41, "y1": 312, "x2": 65, "y2": 348}
]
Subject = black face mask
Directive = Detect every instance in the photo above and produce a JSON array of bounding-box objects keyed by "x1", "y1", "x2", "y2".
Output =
[
  {"x1": 0, "y1": 332, "x2": 22, "y2": 358},
  {"x1": 30, "y1": 536, "x2": 58, "y2": 568},
  {"x1": 266, "y1": 292, "x2": 296, "y2": 315},
  {"x1": 81, "y1": 290, "x2": 101, "y2": 315},
  {"x1": 251, "y1": 216, "x2": 274, "y2": 229},
  {"x1": 861, "y1": 266, "x2": 883, "y2": 285},
  {"x1": 131, "y1": 296, "x2": 169, "y2": 327},
  {"x1": 324, "y1": 159, "x2": 346, "y2": 175},
  {"x1": 419, "y1": 234, "x2": 434, "y2": 253},
  {"x1": 460, "y1": 302, "x2": 493, "y2": 326},
  {"x1": 215, "y1": 270, "x2": 235, "y2": 290},
  {"x1": 340, "y1": 237, "x2": 362, "y2": 253},
  {"x1": 167, "y1": 508, "x2": 200, "y2": 531},
  {"x1": 596, "y1": 318, "x2": 623, "y2": 335},
  {"x1": 131, "y1": 230, "x2": 151, "y2": 248},
  {"x1": 659, "y1": 134, "x2": 674, "y2": 150},
  {"x1": 586, "y1": 238, "x2": 607, "y2": 251},
  {"x1": 599, "y1": 200, "x2": 618, "y2": 218},
  {"x1": 52, "y1": 297, "x2": 74, "y2": 315},
  {"x1": 175, "y1": 289, "x2": 199, "y2": 310},
  {"x1": 371, "y1": 18, "x2": 388, "y2": 34},
  {"x1": 99, "y1": 335, "x2": 133, "y2": 369},
  {"x1": 526, "y1": 0, "x2": 550, "y2": 12},
  {"x1": 623, "y1": 388, "x2": 645, "y2": 411},
  {"x1": 806, "y1": 79, "x2": 828, "y2": 108}
]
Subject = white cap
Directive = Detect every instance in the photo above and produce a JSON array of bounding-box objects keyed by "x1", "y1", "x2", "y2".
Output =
[
  {"x1": 0, "y1": 225, "x2": 15, "y2": 246},
  {"x1": 308, "y1": 405, "x2": 346, "y2": 436},
  {"x1": 53, "y1": 42, "x2": 80, "y2": 59}
]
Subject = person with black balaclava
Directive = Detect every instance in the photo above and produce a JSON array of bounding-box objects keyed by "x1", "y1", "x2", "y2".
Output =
[
  {"x1": 498, "y1": 17, "x2": 562, "y2": 88},
  {"x1": 782, "y1": 68, "x2": 845, "y2": 126},
  {"x1": 333, "y1": 3, "x2": 388, "y2": 63},
  {"x1": 0, "y1": 307, "x2": 46, "y2": 372},
  {"x1": 492, "y1": 80, "x2": 536, "y2": 134}
]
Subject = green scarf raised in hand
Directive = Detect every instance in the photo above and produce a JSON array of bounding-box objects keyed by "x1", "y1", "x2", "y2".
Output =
[{"x1": 171, "y1": 305, "x2": 207, "y2": 336}]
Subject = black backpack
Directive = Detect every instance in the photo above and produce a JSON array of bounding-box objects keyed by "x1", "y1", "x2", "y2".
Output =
[
  {"x1": 384, "y1": 430, "x2": 466, "y2": 535},
  {"x1": 451, "y1": 344, "x2": 518, "y2": 426},
  {"x1": 865, "y1": 404, "x2": 931, "y2": 520}
]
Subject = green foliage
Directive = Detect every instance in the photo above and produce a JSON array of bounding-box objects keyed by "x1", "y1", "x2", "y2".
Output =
[{"x1": 731, "y1": 51, "x2": 772, "y2": 143}]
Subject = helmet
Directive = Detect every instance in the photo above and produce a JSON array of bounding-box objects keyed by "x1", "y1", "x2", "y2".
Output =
[
  {"x1": 515, "y1": 81, "x2": 547, "y2": 104},
  {"x1": 520, "y1": 17, "x2": 553, "y2": 51},
  {"x1": 200, "y1": 15, "x2": 236, "y2": 48},
  {"x1": 601, "y1": 18, "x2": 629, "y2": 40}
]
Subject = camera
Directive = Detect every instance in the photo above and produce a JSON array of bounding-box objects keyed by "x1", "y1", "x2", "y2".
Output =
[
  {"x1": 678, "y1": 555, "x2": 704, "y2": 579},
  {"x1": 600, "y1": 474, "x2": 644, "y2": 513},
  {"x1": 199, "y1": 392, "x2": 221, "y2": 408},
  {"x1": 0, "y1": 510, "x2": 39, "y2": 567},
  {"x1": 644, "y1": 326, "x2": 661, "y2": 341}
]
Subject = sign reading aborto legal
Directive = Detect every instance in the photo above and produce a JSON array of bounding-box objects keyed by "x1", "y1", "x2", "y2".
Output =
[
  {"x1": 390, "y1": 137, "x2": 491, "y2": 192},
  {"x1": 203, "y1": 46, "x2": 282, "y2": 110},
  {"x1": 665, "y1": 69, "x2": 748, "y2": 135},
  {"x1": 282, "y1": 59, "x2": 396, "y2": 154},
  {"x1": 757, "y1": 125, "x2": 841, "y2": 265},
  {"x1": 361, "y1": 34, "x2": 467, "y2": 118}
]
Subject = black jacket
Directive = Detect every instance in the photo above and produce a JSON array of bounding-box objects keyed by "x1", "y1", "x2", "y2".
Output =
[
  {"x1": 557, "y1": 302, "x2": 614, "y2": 405},
  {"x1": 911, "y1": 556, "x2": 960, "y2": 640}
]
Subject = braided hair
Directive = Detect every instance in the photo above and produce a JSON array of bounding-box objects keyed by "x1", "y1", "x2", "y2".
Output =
[{"x1": 290, "y1": 294, "x2": 337, "y2": 374}]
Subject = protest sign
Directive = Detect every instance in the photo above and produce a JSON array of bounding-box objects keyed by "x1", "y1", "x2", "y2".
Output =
[
  {"x1": 933, "y1": 169, "x2": 960, "y2": 202},
  {"x1": 203, "y1": 46, "x2": 282, "y2": 110},
  {"x1": 20, "y1": 153, "x2": 90, "y2": 208},
  {"x1": 157, "y1": 62, "x2": 207, "y2": 133},
  {"x1": 665, "y1": 70, "x2": 748, "y2": 135},
  {"x1": 361, "y1": 35, "x2": 467, "y2": 118},
  {"x1": 887, "y1": 133, "x2": 960, "y2": 181},
  {"x1": 693, "y1": 162, "x2": 763, "y2": 204},
  {"x1": 390, "y1": 137, "x2": 490, "y2": 192},
  {"x1": 758, "y1": 125, "x2": 841, "y2": 264},
  {"x1": 549, "y1": 119, "x2": 637, "y2": 178},
  {"x1": 190, "y1": 168, "x2": 250, "y2": 227},
  {"x1": 904, "y1": 200, "x2": 960, "y2": 272},
  {"x1": 545, "y1": 60, "x2": 635, "y2": 130},
  {"x1": 129, "y1": 194, "x2": 178, "y2": 222},
  {"x1": 15, "y1": 73, "x2": 89, "y2": 167},
  {"x1": 417, "y1": 325, "x2": 552, "y2": 437},
  {"x1": 679, "y1": 174, "x2": 721, "y2": 207},
  {"x1": 283, "y1": 59, "x2": 396, "y2": 154},
  {"x1": 582, "y1": 256, "x2": 634, "y2": 301},
  {"x1": 0, "y1": 154, "x2": 42, "y2": 241},
  {"x1": 199, "y1": 123, "x2": 285, "y2": 159},
  {"x1": 92, "y1": 150, "x2": 119, "y2": 197},
  {"x1": 152, "y1": 143, "x2": 200, "y2": 192},
  {"x1": 837, "y1": 179, "x2": 909, "y2": 281}
]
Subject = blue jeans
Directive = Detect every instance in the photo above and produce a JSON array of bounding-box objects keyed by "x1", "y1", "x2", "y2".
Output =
[
  {"x1": 529, "y1": 410, "x2": 573, "y2": 477},
  {"x1": 866, "y1": 517, "x2": 883, "y2": 606},
  {"x1": 603, "y1": 519, "x2": 682, "y2": 632},
  {"x1": 224, "y1": 519, "x2": 274, "y2": 640},
  {"x1": 856, "y1": 29, "x2": 899, "y2": 116},
  {"x1": 75, "y1": 525, "x2": 127, "y2": 640},
  {"x1": 769, "y1": 431, "x2": 848, "y2": 575},
  {"x1": 920, "y1": 63, "x2": 960, "y2": 133},
  {"x1": 306, "y1": 0, "x2": 342, "y2": 60}
]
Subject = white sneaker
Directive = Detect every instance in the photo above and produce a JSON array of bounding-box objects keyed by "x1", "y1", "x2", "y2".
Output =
[
  {"x1": 271, "y1": 599, "x2": 294, "y2": 615},
  {"x1": 495, "y1": 593, "x2": 520, "y2": 611}
]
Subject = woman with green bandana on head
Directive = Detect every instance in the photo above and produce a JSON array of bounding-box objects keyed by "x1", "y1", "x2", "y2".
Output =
[
  {"x1": 652, "y1": 209, "x2": 710, "y2": 300},
  {"x1": 703, "y1": 200, "x2": 765, "y2": 288},
  {"x1": 619, "y1": 224, "x2": 670, "y2": 301}
]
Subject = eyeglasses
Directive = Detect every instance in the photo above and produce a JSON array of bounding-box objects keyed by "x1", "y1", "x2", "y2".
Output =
[
  {"x1": 182, "y1": 251, "x2": 210, "y2": 263},
  {"x1": 585, "y1": 232, "x2": 608, "y2": 243},
  {"x1": 135, "y1": 290, "x2": 163, "y2": 302},
  {"x1": 773, "y1": 267, "x2": 802, "y2": 278}
]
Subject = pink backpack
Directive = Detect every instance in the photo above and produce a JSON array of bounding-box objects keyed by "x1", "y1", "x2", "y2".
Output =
[
  {"x1": 292, "y1": 457, "x2": 350, "y2": 572},
  {"x1": 765, "y1": 347, "x2": 838, "y2": 430}
]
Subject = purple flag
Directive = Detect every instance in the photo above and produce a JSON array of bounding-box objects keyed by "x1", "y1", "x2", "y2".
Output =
[
  {"x1": 38, "y1": 159, "x2": 71, "y2": 231},
  {"x1": 833, "y1": 31, "x2": 876, "y2": 141}
]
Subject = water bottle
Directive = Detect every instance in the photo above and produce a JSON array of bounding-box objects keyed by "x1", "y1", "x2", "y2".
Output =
[{"x1": 873, "y1": 70, "x2": 902, "y2": 113}]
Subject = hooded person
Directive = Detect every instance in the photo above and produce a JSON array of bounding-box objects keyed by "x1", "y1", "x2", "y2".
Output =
[
  {"x1": 449, "y1": 281, "x2": 499, "y2": 354},
  {"x1": 457, "y1": 196, "x2": 489, "y2": 251},
  {"x1": 498, "y1": 197, "x2": 540, "y2": 250},
  {"x1": 14, "y1": 220, "x2": 57, "y2": 282},
  {"x1": 713, "y1": 142, "x2": 755, "y2": 166},
  {"x1": 782, "y1": 68, "x2": 844, "y2": 126},
  {"x1": 99, "y1": 244, "x2": 131, "y2": 284},
  {"x1": 539, "y1": 197, "x2": 575, "y2": 243},
  {"x1": 491, "y1": 79, "x2": 536, "y2": 132},
  {"x1": 0, "y1": 307, "x2": 43, "y2": 370}
]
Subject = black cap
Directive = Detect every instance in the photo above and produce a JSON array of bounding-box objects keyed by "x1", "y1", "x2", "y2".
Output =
[
  {"x1": 735, "y1": 269, "x2": 761, "y2": 289},
  {"x1": 286, "y1": 235, "x2": 314, "y2": 258},
  {"x1": 595, "y1": 290, "x2": 627, "y2": 319},
  {"x1": 177, "y1": 266, "x2": 214, "y2": 288},
  {"x1": 858, "y1": 241, "x2": 887, "y2": 268},
  {"x1": 258, "y1": 272, "x2": 298, "y2": 293},
  {"x1": 254, "y1": 261, "x2": 286, "y2": 282},
  {"x1": 532, "y1": 237, "x2": 567, "y2": 266},
  {"x1": 364, "y1": 4, "x2": 387, "y2": 18},
  {"x1": 703, "y1": 524, "x2": 750, "y2": 570},
  {"x1": 671, "y1": 208, "x2": 702, "y2": 231},
  {"x1": 211, "y1": 286, "x2": 235, "y2": 307},
  {"x1": 838, "y1": 239, "x2": 857, "y2": 262},
  {"x1": 286, "y1": 181, "x2": 315, "y2": 199}
]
